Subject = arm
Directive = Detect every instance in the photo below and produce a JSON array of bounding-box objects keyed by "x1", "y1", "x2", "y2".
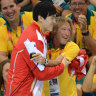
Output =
[
  {"x1": 0, "y1": 27, "x2": 8, "y2": 62},
  {"x1": 33, "y1": 62, "x2": 64, "y2": 80},
  {"x1": 31, "y1": 53, "x2": 64, "y2": 66},
  {"x1": 89, "y1": 0, "x2": 96, "y2": 7},
  {"x1": 78, "y1": 15, "x2": 96, "y2": 55},
  {"x1": 83, "y1": 34, "x2": 96, "y2": 55},
  {"x1": 53, "y1": 4, "x2": 63, "y2": 15},
  {"x1": 31, "y1": 0, "x2": 41, "y2": 8},
  {"x1": 23, "y1": 30, "x2": 65, "y2": 80},
  {"x1": 23, "y1": 44, "x2": 65, "y2": 80},
  {"x1": 32, "y1": 53, "x2": 70, "y2": 67},
  {"x1": 17, "y1": 0, "x2": 31, "y2": 8},
  {"x1": 31, "y1": 41, "x2": 79, "y2": 67},
  {"x1": 82, "y1": 56, "x2": 96, "y2": 92}
]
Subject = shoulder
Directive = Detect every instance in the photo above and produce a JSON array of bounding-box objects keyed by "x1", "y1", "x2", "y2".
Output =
[
  {"x1": 65, "y1": 41, "x2": 79, "y2": 49},
  {"x1": 0, "y1": 18, "x2": 6, "y2": 26},
  {"x1": 21, "y1": 11, "x2": 33, "y2": 19},
  {"x1": 61, "y1": 41, "x2": 80, "y2": 61},
  {"x1": 20, "y1": 23, "x2": 38, "y2": 41},
  {"x1": 0, "y1": 25, "x2": 7, "y2": 35}
]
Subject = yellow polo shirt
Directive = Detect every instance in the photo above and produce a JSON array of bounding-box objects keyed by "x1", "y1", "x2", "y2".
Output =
[
  {"x1": 0, "y1": 11, "x2": 33, "y2": 57},
  {"x1": 41, "y1": 41, "x2": 80, "y2": 96},
  {"x1": 0, "y1": 17, "x2": 5, "y2": 26}
]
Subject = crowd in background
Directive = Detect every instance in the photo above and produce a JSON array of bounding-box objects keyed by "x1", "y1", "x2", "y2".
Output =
[{"x1": 0, "y1": 0, "x2": 96, "y2": 96}]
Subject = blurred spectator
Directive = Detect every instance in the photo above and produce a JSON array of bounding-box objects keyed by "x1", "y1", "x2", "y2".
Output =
[
  {"x1": 67, "y1": 0, "x2": 96, "y2": 62},
  {"x1": 17, "y1": 0, "x2": 41, "y2": 12},
  {"x1": 0, "y1": 59, "x2": 10, "y2": 96},
  {"x1": 89, "y1": 0, "x2": 96, "y2": 11},
  {"x1": 0, "y1": 0, "x2": 33, "y2": 62},
  {"x1": 43, "y1": 0, "x2": 70, "y2": 15},
  {"x1": 66, "y1": 0, "x2": 96, "y2": 95},
  {"x1": 17, "y1": 0, "x2": 32, "y2": 12}
]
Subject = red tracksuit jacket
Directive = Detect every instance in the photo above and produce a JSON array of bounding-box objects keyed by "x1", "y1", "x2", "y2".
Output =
[{"x1": 6, "y1": 21, "x2": 64, "y2": 96}]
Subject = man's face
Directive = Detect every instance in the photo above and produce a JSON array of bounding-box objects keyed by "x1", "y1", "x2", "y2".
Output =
[
  {"x1": 70, "y1": 0, "x2": 88, "y2": 21},
  {"x1": 56, "y1": 22, "x2": 71, "y2": 45},
  {"x1": 1, "y1": 0, "x2": 20, "y2": 22},
  {"x1": 41, "y1": 15, "x2": 56, "y2": 32}
]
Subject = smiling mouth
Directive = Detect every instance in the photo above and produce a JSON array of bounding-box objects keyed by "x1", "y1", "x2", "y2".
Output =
[
  {"x1": 7, "y1": 13, "x2": 14, "y2": 18},
  {"x1": 62, "y1": 36, "x2": 68, "y2": 39}
]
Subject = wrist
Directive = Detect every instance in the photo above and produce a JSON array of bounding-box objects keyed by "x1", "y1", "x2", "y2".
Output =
[
  {"x1": 82, "y1": 30, "x2": 89, "y2": 36},
  {"x1": 44, "y1": 58, "x2": 48, "y2": 66}
]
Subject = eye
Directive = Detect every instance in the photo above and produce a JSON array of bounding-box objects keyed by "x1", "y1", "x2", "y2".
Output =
[
  {"x1": 78, "y1": 2, "x2": 85, "y2": 6},
  {"x1": 10, "y1": 5, "x2": 14, "y2": 8},
  {"x1": 2, "y1": 7, "x2": 7, "y2": 10},
  {"x1": 71, "y1": 2, "x2": 77, "y2": 6},
  {"x1": 6, "y1": 69, "x2": 9, "y2": 72},
  {"x1": 61, "y1": 28, "x2": 66, "y2": 30}
]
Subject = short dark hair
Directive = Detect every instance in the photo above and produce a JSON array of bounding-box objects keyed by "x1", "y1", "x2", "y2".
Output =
[{"x1": 33, "y1": 1, "x2": 56, "y2": 21}]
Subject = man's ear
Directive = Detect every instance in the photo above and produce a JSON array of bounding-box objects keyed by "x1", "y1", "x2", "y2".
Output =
[
  {"x1": 38, "y1": 15, "x2": 44, "y2": 22},
  {"x1": 17, "y1": 4, "x2": 21, "y2": 11},
  {"x1": 18, "y1": 6, "x2": 21, "y2": 11}
]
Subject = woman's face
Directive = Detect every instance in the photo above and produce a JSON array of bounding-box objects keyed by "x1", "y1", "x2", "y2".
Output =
[
  {"x1": 2, "y1": 63, "x2": 10, "y2": 82},
  {"x1": 56, "y1": 22, "x2": 71, "y2": 45}
]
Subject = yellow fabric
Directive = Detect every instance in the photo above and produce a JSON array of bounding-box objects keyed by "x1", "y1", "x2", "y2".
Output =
[
  {"x1": 0, "y1": 17, "x2": 5, "y2": 26},
  {"x1": 93, "y1": 74, "x2": 96, "y2": 83},
  {"x1": 61, "y1": 41, "x2": 80, "y2": 61},
  {"x1": 0, "y1": 12, "x2": 33, "y2": 56},
  {"x1": 41, "y1": 41, "x2": 80, "y2": 96},
  {"x1": 0, "y1": 84, "x2": 3, "y2": 92}
]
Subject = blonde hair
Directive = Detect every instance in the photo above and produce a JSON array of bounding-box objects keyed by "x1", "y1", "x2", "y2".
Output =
[{"x1": 52, "y1": 16, "x2": 74, "y2": 37}]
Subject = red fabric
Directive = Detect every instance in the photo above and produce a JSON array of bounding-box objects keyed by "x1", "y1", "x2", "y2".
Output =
[
  {"x1": 68, "y1": 49, "x2": 88, "y2": 81},
  {"x1": 6, "y1": 22, "x2": 64, "y2": 96}
]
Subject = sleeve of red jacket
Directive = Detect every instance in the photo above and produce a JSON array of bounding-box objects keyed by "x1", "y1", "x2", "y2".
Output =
[
  {"x1": 22, "y1": 48, "x2": 64, "y2": 80},
  {"x1": 33, "y1": 63, "x2": 64, "y2": 81},
  {"x1": 22, "y1": 34, "x2": 64, "y2": 81}
]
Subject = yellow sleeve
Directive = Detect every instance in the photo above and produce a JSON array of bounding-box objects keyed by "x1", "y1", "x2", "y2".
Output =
[
  {"x1": 0, "y1": 25, "x2": 8, "y2": 52},
  {"x1": 61, "y1": 41, "x2": 80, "y2": 61},
  {"x1": 89, "y1": 14, "x2": 96, "y2": 40},
  {"x1": 93, "y1": 74, "x2": 96, "y2": 83}
]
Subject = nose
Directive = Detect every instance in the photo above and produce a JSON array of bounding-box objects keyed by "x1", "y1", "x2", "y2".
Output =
[
  {"x1": 65, "y1": 29, "x2": 70, "y2": 36},
  {"x1": 7, "y1": 7, "x2": 13, "y2": 13},
  {"x1": 75, "y1": 4, "x2": 79, "y2": 8}
]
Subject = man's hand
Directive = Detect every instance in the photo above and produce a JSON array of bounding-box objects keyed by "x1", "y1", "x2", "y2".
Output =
[
  {"x1": 53, "y1": 4, "x2": 63, "y2": 15},
  {"x1": 78, "y1": 14, "x2": 87, "y2": 33},
  {"x1": 62, "y1": 56, "x2": 71, "y2": 68},
  {"x1": 31, "y1": 53, "x2": 45, "y2": 65}
]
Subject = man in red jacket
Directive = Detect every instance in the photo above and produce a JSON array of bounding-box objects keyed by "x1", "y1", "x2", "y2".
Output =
[{"x1": 6, "y1": 1, "x2": 65, "y2": 96}]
